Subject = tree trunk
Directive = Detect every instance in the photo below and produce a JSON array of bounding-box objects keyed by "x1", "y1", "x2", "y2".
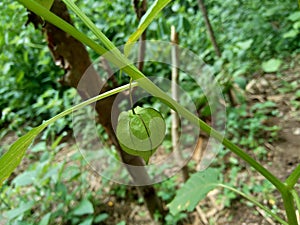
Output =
[{"x1": 27, "y1": 0, "x2": 165, "y2": 220}]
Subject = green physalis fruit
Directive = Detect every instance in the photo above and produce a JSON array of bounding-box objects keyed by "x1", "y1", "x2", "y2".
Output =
[{"x1": 116, "y1": 106, "x2": 166, "y2": 164}]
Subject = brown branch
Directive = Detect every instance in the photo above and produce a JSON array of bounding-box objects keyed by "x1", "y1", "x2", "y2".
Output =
[
  {"x1": 171, "y1": 25, "x2": 189, "y2": 182},
  {"x1": 133, "y1": 0, "x2": 147, "y2": 71},
  {"x1": 197, "y1": 0, "x2": 221, "y2": 58}
]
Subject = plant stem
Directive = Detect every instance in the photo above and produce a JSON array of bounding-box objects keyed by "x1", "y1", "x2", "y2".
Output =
[
  {"x1": 282, "y1": 188, "x2": 298, "y2": 225},
  {"x1": 286, "y1": 163, "x2": 300, "y2": 189},
  {"x1": 63, "y1": 0, "x2": 118, "y2": 52},
  {"x1": 129, "y1": 78, "x2": 135, "y2": 114},
  {"x1": 43, "y1": 83, "x2": 138, "y2": 127},
  {"x1": 291, "y1": 189, "x2": 300, "y2": 216},
  {"x1": 218, "y1": 184, "x2": 289, "y2": 225}
]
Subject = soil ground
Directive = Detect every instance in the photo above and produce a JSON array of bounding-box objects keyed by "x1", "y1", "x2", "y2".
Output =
[{"x1": 214, "y1": 68, "x2": 300, "y2": 224}]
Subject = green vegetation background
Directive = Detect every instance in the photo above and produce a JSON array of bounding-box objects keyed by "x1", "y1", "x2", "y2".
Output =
[{"x1": 0, "y1": 0, "x2": 299, "y2": 224}]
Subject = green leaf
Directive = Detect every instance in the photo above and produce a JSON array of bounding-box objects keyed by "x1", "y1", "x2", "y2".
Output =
[
  {"x1": 124, "y1": 0, "x2": 172, "y2": 56},
  {"x1": 94, "y1": 213, "x2": 109, "y2": 223},
  {"x1": 288, "y1": 11, "x2": 300, "y2": 21},
  {"x1": 236, "y1": 39, "x2": 253, "y2": 50},
  {"x1": 283, "y1": 30, "x2": 298, "y2": 39},
  {"x1": 31, "y1": 141, "x2": 47, "y2": 152},
  {"x1": 116, "y1": 221, "x2": 126, "y2": 225},
  {"x1": 167, "y1": 168, "x2": 219, "y2": 215},
  {"x1": 72, "y1": 199, "x2": 94, "y2": 216},
  {"x1": 293, "y1": 21, "x2": 300, "y2": 29},
  {"x1": 39, "y1": 213, "x2": 52, "y2": 225},
  {"x1": 12, "y1": 170, "x2": 37, "y2": 187},
  {"x1": 34, "y1": 0, "x2": 54, "y2": 10},
  {"x1": 234, "y1": 76, "x2": 247, "y2": 89},
  {"x1": 262, "y1": 59, "x2": 282, "y2": 73},
  {"x1": 4, "y1": 201, "x2": 34, "y2": 219},
  {"x1": 78, "y1": 217, "x2": 93, "y2": 225},
  {"x1": 0, "y1": 124, "x2": 47, "y2": 185}
]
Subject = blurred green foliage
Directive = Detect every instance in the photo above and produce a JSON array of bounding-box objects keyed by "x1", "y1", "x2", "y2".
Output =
[
  {"x1": 0, "y1": 135, "x2": 109, "y2": 224},
  {"x1": 1, "y1": 0, "x2": 299, "y2": 135},
  {"x1": 0, "y1": 0, "x2": 72, "y2": 138},
  {"x1": 1, "y1": 0, "x2": 300, "y2": 224}
]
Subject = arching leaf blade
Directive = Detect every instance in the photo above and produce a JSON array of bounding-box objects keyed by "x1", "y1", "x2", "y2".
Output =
[
  {"x1": 124, "y1": 0, "x2": 172, "y2": 56},
  {"x1": 0, "y1": 124, "x2": 47, "y2": 185}
]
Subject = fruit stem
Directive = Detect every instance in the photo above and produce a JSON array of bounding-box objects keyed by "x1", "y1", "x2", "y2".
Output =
[{"x1": 129, "y1": 77, "x2": 136, "y2": 114}]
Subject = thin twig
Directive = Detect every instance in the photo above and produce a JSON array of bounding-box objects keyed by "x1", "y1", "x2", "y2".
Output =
[
  {"x1": 255, "y1": 206, "x2": 276, "y2": 225},
  {"x1": 197, "y1": 0, "x2": 221, "y2": 57},
  {"x1": 171, "y1": 25, "x2": 189, "y2": 181},
  {"x1": 196, "y1": 205, "x2": 209, "y2": 225}
]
